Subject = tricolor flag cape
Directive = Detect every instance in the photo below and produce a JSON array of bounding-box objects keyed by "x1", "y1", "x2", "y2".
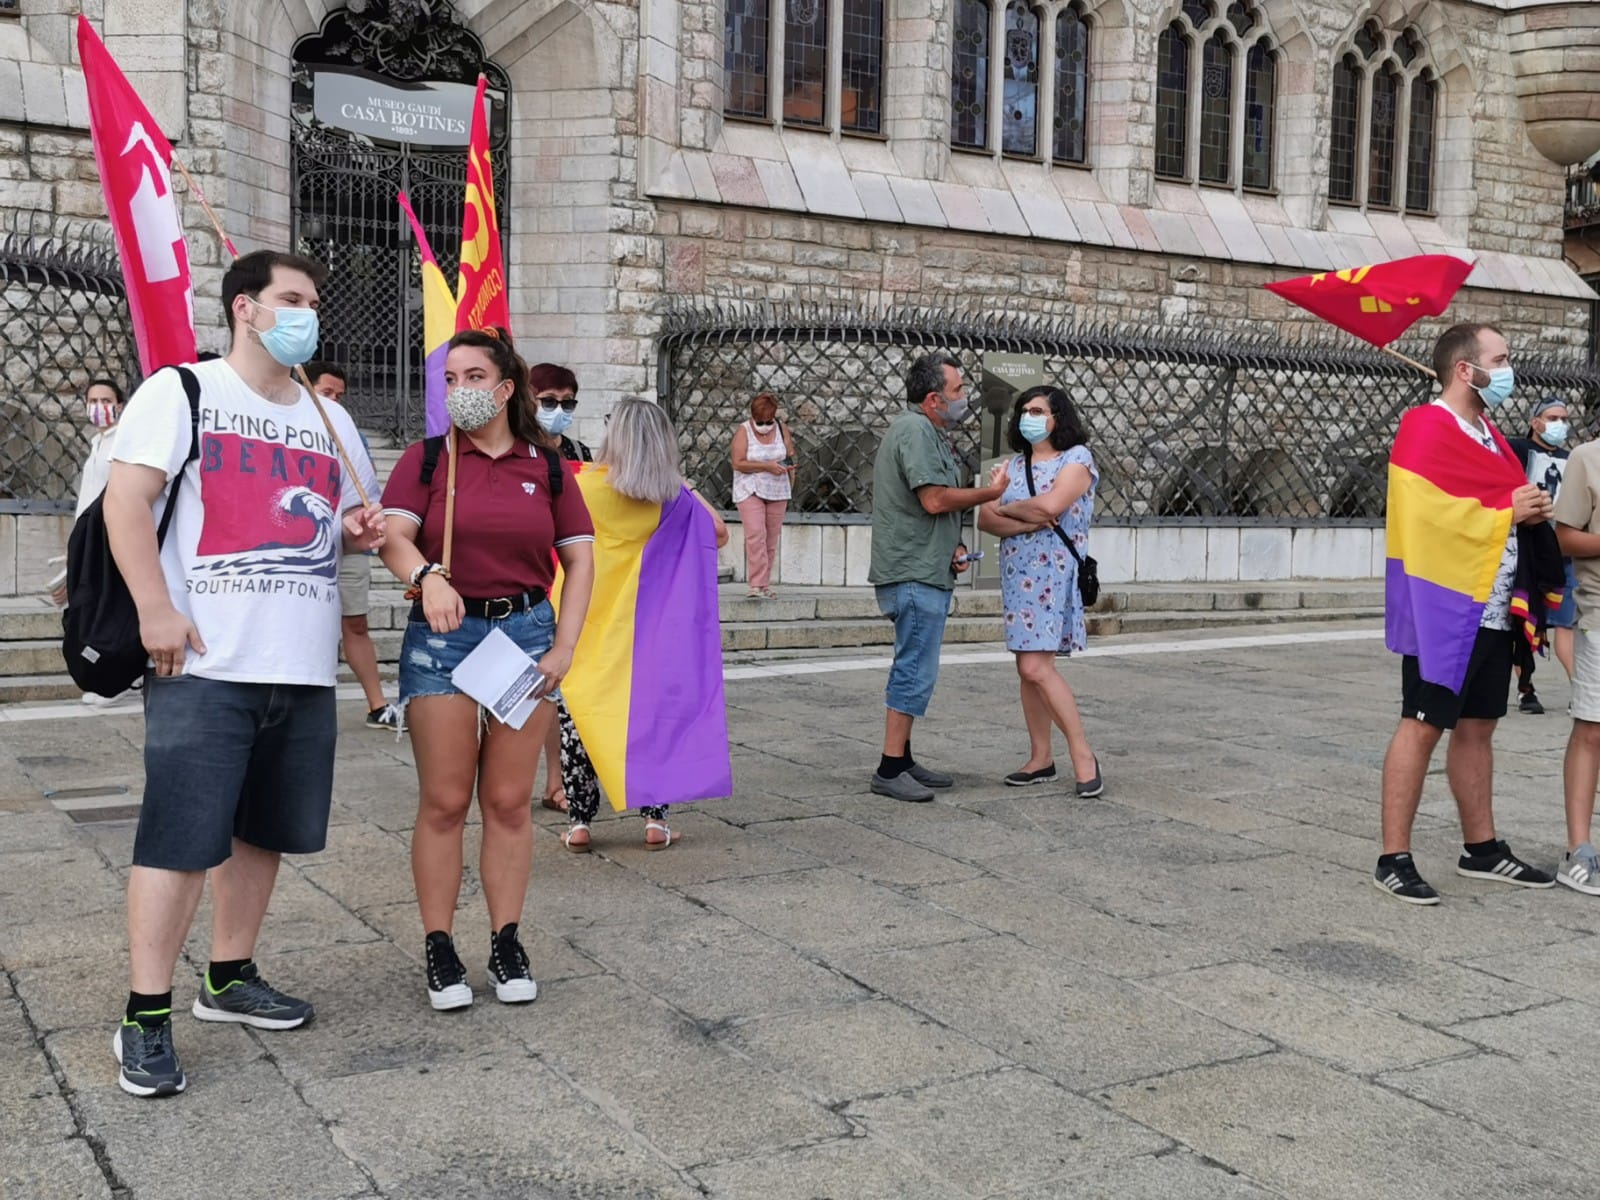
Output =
[
  {"x1": 1385, "y1": 403, "x2": 1527, "y2": 690},
  {"x1": 557, "y1": 465, "x2": 732, "y2": 811}
]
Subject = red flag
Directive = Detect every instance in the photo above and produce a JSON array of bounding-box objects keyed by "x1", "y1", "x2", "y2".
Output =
[
  {"x1": 76, "y1": 16, "x2": 196, "y2": 373},
  {"x1": 1263, "y1": 254, "x2": 1473, "y2": 348},
  {"x1": 455, "y1": 76, "x2": 510, "y2": 334}
]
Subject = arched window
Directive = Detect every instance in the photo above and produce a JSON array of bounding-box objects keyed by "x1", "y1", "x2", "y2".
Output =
[
  {"x1": 1327, "y1": 25, "x2": 1440, "y2": 215},
  {"x1": 1367, "y1": 61, "x2": 1400, "y2": 208},
  {"x1": 952, "y1": 0, "x2": 991, "y2": 149},
  {"x1": 1405, "y1": 70, "x2": 1436, "y2": 213},
  {"x1": 1198, "y1": 33, "x2": 1233, "y2": 184},
  {"x1": 1155, "y1": 24, "x2": 1190, "y2": 178},
  {"x1": 1242, "y1": 42, "x2": 1274, "y2": 190},
  {"x1": 1002, "y1": 3, "x2": 1042, "y2": 156},
  {"x1": 842, "y1": 0, "x2": 885, "y2": 133},
  {"x1": 783, "y1": 0, "x2": 828, "y2": 126},
  {"x1": 1155, "y1": 1, "x2": 1270, "y2": 188},
  {"x1": 1052, "y1": 3, "x2": 1090, "y2": 164},
  {"x1": 724, "y1": 0, "x2": 770, "y2": 120},
  {"x1": 721, "y1": 1, "x2": 884, "y2": 134},
  {"x1": 1329, "y1": 54, "x2": 1362, "y2": 203}
]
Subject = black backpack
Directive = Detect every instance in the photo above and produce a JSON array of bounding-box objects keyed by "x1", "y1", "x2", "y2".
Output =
[
  {"x1": 419, "y1": 434, "x2": 564, "y2": 497},
  {"x1": 61, "y1": 366, "x2": 201, "y2": 697}
]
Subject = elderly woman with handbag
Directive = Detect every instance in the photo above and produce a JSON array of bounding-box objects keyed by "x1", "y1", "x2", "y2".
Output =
[{"x1": 978, "y1": 385, "x2": 1103, "y2": 797}]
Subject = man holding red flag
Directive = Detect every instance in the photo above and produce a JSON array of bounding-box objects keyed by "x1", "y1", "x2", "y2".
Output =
[{"x1": 1375, "y1": 322, "x2": 1562, "y2": 905}]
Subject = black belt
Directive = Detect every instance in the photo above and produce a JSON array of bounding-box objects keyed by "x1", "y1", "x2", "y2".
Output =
[{"x1": 410, "y1": 588, "x2": 547, "y2": 623}]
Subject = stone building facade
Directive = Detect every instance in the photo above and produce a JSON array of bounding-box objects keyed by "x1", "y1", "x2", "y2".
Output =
[{"x1": 1, "y1": 0, "x2": 1597, "y2": 590}]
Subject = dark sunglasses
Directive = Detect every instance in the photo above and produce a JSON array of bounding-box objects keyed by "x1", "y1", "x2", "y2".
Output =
[{"x1": 536, "y1": 394, "x2": 579, "y2": 412}]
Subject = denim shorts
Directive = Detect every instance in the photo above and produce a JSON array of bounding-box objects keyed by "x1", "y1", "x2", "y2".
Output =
[
  {"x1": 399, "y1": 602, "x2": 557, "y2": 710},
  {"x1": 1550, "y1": 560, "x2": 1578, "y2": 629},
  {"x1": 134, "y1": 675, "x2": 337, "y2": 871},
  {"x1": 876, "y1": 581, "x2": 952, "y2": 717}
]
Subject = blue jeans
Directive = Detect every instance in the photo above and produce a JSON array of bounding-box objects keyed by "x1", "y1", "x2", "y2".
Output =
[
  {"x1": 135, "y1": 675, "x2": 337, "y2": 871},
  {"x1": 876, "y1": 581, "x2": 951, "y2": 717},
  {"x1": 398, "y1": 602, "x2": 557, "y2": 709}
]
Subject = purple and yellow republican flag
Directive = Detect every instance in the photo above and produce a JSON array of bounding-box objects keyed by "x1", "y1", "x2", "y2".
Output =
[
  {"x1": 1386, "y1": 404, "x2": 1528, "y2": 690},
  {"x1": 396, "y1": 191, "x2": 456, "y2": 438},
  {"x1": 558, "y1": 465, "x2": 732, "y2": 810},
  {"x1": 456, "y1": 75, "x2": 509, "y2": 334}
]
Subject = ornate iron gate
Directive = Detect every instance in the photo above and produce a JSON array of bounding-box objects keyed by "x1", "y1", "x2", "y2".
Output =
[{"x1": 290, "y1": 1, "x2": 508, "y2": 441}]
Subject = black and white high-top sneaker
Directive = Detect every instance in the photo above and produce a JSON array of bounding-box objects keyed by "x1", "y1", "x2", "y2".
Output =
[
  {"x1": 487, "y1": 923, "x2": 539, "y2": 1004},
  {"x1": 424, "y1": 932, "x2": 473, "y2": 1011}
]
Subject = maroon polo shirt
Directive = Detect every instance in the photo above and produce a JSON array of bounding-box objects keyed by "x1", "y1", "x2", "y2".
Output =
[{"x1": 382, "y1": 435, "x2": 594, "y2": 597}]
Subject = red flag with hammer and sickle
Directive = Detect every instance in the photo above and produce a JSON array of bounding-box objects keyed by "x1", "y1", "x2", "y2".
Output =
[
  {"x1": 77, "y1": 15, "x2": 197, "y2": 374},
  {"x1": 455, "y1": 75, "x2": 510, "y2": 335},
  {"x1": 1263, "y1": 255, "x2": 1474, "y2": 348}
]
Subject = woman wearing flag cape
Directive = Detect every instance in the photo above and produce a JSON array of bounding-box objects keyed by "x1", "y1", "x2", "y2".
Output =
[
  {"x1": 379, "y1": 329, "x2": 597, "y2": 1011},
  {"x1": 557, "y1": 396, "x2": 732, "y2": 851}
]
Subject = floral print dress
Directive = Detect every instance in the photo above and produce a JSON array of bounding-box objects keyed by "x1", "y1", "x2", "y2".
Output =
[{"x1": 999, "y1": 446, "x2": 1097, "y2": 655}]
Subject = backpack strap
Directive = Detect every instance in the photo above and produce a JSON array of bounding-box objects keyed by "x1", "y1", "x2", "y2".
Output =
[
  {"x1": 155, "y1": 365, "x2": 203, "y2": 546},
  {"x1": 538, "y1": 444, "x2": 564, "y2": 498},
  {"x1": 420, "y1": 433, "x2": 446, "y2": 484}
]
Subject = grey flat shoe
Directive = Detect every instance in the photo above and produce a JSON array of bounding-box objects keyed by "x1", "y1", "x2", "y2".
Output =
[
  {"x1": 870, "y1": 771, "x2": 935, "y2": 803},
  {"x1": 906, "y1": 761, "x2": 953, "y2": 789},
  {"x1": 1075, "y1": 758, "x2": 1103, "y2": 799}
]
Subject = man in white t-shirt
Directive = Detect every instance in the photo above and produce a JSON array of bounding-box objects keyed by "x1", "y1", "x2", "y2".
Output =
[{"x1": 102, "y1": 250, "x2": 385, "y2": 1097}]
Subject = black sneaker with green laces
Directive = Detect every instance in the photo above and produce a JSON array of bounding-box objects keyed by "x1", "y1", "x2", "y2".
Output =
[
  {"x1": 113, "y1": 1015, "x2": 185, "y2": 1097},
  {"x1": 191, "y1": 963, "x2": 314, "y2": 1030}
]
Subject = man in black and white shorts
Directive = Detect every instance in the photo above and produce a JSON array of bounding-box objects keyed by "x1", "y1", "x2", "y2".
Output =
[{"x1": 103, "y1": 251, "x2": 385, "y2": 1096}]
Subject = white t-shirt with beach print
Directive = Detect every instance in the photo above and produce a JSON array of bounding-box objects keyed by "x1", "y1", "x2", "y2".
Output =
[{"x1": 111, "y1": 359, "x2": 378, "y2": 686}]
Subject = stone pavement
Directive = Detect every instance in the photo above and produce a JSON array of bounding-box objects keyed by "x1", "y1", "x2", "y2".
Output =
[{"x1": 3, "y1": 621, "x2": 1598, "y2": 1199}]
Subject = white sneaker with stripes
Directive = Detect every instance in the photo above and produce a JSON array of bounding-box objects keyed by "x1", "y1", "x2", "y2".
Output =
[{"x1": 1557, "y1": 845, "x2": 1600, "y2": 896}]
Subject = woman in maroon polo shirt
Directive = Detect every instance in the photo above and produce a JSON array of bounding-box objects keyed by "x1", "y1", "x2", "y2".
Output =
[{"x1": 379, "y1": 328, "x2": 595, "y2": 1013}]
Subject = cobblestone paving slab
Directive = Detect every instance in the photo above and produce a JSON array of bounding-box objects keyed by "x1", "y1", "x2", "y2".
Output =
[{"x1": 4, "y1": 627, "x2": 1599, "y2": 1197}]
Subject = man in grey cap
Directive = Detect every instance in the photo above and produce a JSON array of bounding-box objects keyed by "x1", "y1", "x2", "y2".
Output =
[{"x1": 1509, "y1": 396, "x2": 1577, "y2": 713}]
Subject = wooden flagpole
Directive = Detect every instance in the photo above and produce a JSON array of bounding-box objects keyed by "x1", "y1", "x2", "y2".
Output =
[
  {"x1": 1378, "y1": 344, "x2": 1436, "y2": 378},
  {"x1": 441, "y1": 430, "x2": 459, "y2": 574},
  {"x1": 171, "y1": 152, "x2": 374, "y2": 509}
]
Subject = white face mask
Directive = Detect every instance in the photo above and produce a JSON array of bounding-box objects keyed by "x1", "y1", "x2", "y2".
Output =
[{"x1": 753, "y1": 421, "x2": 776, "y2": 435}]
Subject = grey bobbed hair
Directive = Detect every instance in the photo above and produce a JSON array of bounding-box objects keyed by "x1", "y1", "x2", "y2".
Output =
[{"x1": 598, "y1": 395, "x2": 684, "y2": 504}]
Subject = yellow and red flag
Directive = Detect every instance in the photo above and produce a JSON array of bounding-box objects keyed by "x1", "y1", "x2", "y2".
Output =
[
  {"x1": 455, "y1": 76, "x2": 509, "y2": 334},
  {"x1": 1263, "y1": 254, "x2": 1473, "y2": 348}
]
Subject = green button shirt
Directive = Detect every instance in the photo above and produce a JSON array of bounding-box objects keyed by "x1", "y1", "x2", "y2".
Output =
[{"x1": 869, "y1": 410, "x2": 963, "y2": 591}]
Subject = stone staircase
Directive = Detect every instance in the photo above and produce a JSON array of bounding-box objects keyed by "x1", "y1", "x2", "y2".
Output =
[{"x1": 0, "y1": 581, "x2": 1382, "y2": 703}]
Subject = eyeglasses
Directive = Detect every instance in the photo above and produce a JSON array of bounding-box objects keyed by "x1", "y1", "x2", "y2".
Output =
[{"x1": 536, "y1": 395, "x2": 579, "y2": 412}]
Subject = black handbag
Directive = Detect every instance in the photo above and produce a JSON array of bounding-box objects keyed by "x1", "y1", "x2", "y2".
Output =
[{"x1": 1023, "y1": 452, "x2": 1099, "y2": 607}]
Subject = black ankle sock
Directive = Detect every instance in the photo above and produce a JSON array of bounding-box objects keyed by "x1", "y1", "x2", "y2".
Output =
[
  {"x1": 1464, "y1": 838, "x2": 1502, "y2": 858},
  {"x1": 878, "y1": 753, "x2": 911, "y2": 778},
  {"x1": 126, "y1": 990, "x2": 172, "y2": 1027},
  {"x1": 206, "y1": 958, "x2": 251, "y2": 990}
]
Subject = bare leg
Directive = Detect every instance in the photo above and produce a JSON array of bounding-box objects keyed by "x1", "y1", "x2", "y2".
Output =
[
  {"x1": 1555, "y1": 627, "x2": 1576, "y2": 682},
  {"x1": 1019, "y1": 677, "x2": 1053, "y2": 771},
  {"x1": 1015, "y1": 651, "x2": 1095, "y2": 780},
  {"x1": 208, "y1": 840, "x2": 281, "y2": 960},
  {"x1": 882, "y1": 709, "x2": 913, "y2": 758},
  {"x1": 539, "y1": 718, "x2": 563, "y2": 805},
  {"x1": 476, "y1": 701, "x2": 553, "y2": 930},
  {"x1": 407, "y1": 694, "x2": 482, "y2": 934},
  {"x1": 1444, "y1": 718, "x2": 1498, "y2": 845},
  {"x1": 1564, "y1": 719, "x2": 1600, "y2": 850},
  {"x1": 340, "y1": 614, "x2": 387, "y2": 712},
  {"x1": 127, "y1": 867, "x2": 207, "y2": 994},
  {"x1": 1380, "y1": 717, "x2": 1445, "y2": 855}
]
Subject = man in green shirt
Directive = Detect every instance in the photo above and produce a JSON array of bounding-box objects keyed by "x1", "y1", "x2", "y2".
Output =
[{"x1": 868, "y1": 352, "x2": 1009, "y2": 802}]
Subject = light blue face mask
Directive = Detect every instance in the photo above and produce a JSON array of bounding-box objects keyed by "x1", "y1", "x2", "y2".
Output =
[
  {"x1": 1018, "y1": 413, "x2": 1051, "y2": 445},
  {"x1": 1542, "y1": 419, "x2": 1570, "y2": 447},
  {"x1": 537, "y1": 406, "x2": 574, "y2": 438},
  {"x1": 1471, "y1": 363, "x2": 1515, "y2": 410},
  {"x1": 252, "y1": 302, "x2": 320, "y2": 368}
]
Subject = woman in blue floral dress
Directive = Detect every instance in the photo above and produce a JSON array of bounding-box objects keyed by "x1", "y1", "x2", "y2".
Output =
[{"x1": 978, "y1": 386, "x2": 1103, "y2": 797}]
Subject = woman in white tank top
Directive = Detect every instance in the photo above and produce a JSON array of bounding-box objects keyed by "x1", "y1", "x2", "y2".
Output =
[{"x1": 730, "y1": 393, "x2": 795, "y2": 598}]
